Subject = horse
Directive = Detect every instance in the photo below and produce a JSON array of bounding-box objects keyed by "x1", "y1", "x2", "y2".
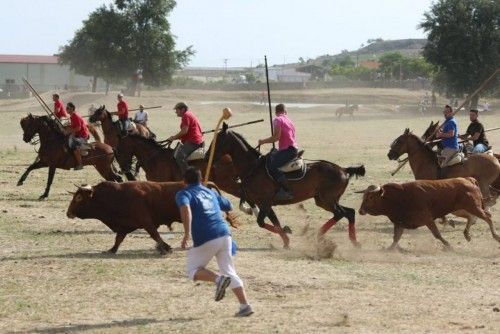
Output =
[
  {"x1": 206, "y1": 123, "x2": 366, "y2": 248},
  {"x1": 18, "y1": 114, "x2": 122, "y2": 199},
  {"x1": 89, "y1": 105, "x2": 152, "y2": 149},
  {"x1": 114, "y1": 134, "x2": 259, "y2": 216},
  {"x1": 335, "y1": 104, "x2": 358, "y2": 118}
]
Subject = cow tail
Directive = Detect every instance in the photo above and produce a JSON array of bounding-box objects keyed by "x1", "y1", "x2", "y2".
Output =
[
  {"x1": 205, "y1": 181, "x2": 239, "y2": 228},
  {"x1": 345, "y1": 165, "x2": 366, "y2": 179}
]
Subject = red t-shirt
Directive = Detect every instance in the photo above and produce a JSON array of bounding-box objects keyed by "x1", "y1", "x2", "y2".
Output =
[
  {"x1": 117, "y1": 101, "x2": 129, "y2": 120},
  {"x1": 70, "y1": 112, "x2": 90, "y2": 139},
  {"x1": 180, "y1": 111, "x2": 203, "y2": 144},
  {"x1": 54, "y1": 100, "x2": 69, "y2": 118}
]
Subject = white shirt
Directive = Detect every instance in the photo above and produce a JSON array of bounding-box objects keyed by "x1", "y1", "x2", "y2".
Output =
[{"x1": 134, "y1": 111, "x2": 148, "y2": 123}]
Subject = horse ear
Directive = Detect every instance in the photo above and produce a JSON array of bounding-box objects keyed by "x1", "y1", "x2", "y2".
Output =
[
  {"x1": 429, "y1": 121, "x2": 434, "y2": 126},
  {"x1": 404, "y1": 128, "x2": 409, "y2": 134},
  {"x1": 222, "y1": 122, "x2": 228, "y2": 132}
]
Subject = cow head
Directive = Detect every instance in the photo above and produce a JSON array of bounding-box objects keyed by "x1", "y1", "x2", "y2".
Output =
[
  {"x1": 356, "y1": 185, "x2": 385, "y2": 215},
  {"x1": 388, "y1": 128, "x2": 411, "y2": 160},
  {"x1": 66, "y1": 185, "x2": 94, "y2": 219}
]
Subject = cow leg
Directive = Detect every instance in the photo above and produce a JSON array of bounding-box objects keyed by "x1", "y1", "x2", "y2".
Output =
[
  {"x1": 388, "y1": 225, "x2": 405, "y2": 251},
  {"x1": 465, "y1": 206, "x2": 500, "y2": 243},
  {"x1": 463, "y1": 215, "x2": 477, "y2": 242},
  {"x1": 107, "y1": 233, "x2": 126, "y2": 254},
  {"x1": 17, "y1": 158, "x2": 46, "y2": 186},
  {"x1": 426, "y1": 221, "x2": 451, "y2": 250},
  {"x1": 39, "y1": 166, "x2": 56, "y2": 200},
  {"x1": 145, "y1": 227, "x2": 172, "y2": 255}
]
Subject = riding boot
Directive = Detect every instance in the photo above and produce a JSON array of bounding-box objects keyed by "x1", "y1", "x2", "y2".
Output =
[
  {"x1": 73, "y1": 150, "x2": 83, "y2": 170},
  {"x1": 274, "y1": 176, "x2": 293, "y2": 201}
]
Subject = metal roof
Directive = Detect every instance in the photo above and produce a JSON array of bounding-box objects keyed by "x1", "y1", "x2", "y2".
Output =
[{"x1": 0, "y1": 54, "x2": 59, "y2": 64}]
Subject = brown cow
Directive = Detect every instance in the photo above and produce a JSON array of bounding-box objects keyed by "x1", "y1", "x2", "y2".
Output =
[
  {"x1": 66, "y1": 181, "x2": 187, "y2": 254},
  {"x1": 357, "y1": 177, "x2": 500, "y2": 251}
]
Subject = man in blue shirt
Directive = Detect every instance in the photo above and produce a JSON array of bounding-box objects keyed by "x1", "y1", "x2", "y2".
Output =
[
  {"x1": 176, "y1": 167, "x2": 253, "y2": 317},
  {"x1": 436, "y1": 105, "x2": 459, "y2": 168}
]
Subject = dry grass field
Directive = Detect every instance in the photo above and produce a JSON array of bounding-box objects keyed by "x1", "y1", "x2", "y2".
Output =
[{"x1": 0, "y1": 88, "x2": 499, "y2": 333}]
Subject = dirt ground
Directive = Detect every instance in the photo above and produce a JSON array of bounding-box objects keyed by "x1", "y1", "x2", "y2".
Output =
[{"x1": 0, "y1": 88, "x2": 499, "y2": 333}]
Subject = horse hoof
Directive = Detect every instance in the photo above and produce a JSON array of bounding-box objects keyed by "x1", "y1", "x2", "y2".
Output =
[
  {"x1": 464, "y1": 232, "x2": 471, "y2": 242},
  {"x1": 103, "y1": 249, "x2": 116, "y2": 254},
  {"x1": 283, "y1": 226, "x2": 292, "y2": 234},
  {"x1": 352, "y1": 241, "x2": 362, "y2": 249},
  {"x1": 283, "y1": 244, "x2": 290, "y2": 250},
  {"x1": 38, "y1": 195, "x2": 48, "y2": 201},
  {"x1": 17, "y1": 181, "x2": 23, "y2": 186}
]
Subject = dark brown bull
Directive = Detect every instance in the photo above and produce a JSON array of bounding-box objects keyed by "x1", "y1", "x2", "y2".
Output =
[
  {"x1": 66, "y1": 181, "x2": 185, "y2": 254},
  {"x1": 357, "y1": 177, "x2": 500, "y2": 251}
]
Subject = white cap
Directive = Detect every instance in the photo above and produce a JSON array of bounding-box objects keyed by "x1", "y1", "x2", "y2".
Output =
[{"x1": 117, "y1": 93, "x2": 124, "y2": 98}]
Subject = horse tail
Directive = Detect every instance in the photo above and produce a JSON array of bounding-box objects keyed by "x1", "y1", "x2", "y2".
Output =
[{"x1": 345, "y1": 165, "x2": 366, "y2": 179}]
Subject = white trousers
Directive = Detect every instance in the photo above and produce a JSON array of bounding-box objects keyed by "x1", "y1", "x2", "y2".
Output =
[{"x1": 186, "y1": 235, "x2": 243, "y2": 289}]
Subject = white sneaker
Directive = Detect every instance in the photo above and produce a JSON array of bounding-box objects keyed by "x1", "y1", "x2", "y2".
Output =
[
  {"x1": 214, "y1": 276, "x2": 231, "y2": 302},
  {"x1": 235, "y1": 305, "x2": 254, "y2": 317}
]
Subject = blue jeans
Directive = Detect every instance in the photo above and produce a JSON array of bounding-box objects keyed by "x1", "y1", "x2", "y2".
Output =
[
  {"x1": 473, "y1": 143, "x2": 488, "y2": 153},
  {"x1": 268, "y1": 146, "x2": 298, "y2": 180}
]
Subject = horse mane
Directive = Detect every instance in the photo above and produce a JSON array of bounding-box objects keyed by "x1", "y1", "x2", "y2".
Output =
[
  {"x1": 37, "y1": 115, "x2": 66, "y2": 139},
  {"x1": 407, "y1": 131, "x2": 438, "y2": 163},
  {"x1": 229, "y1": 131, "x2": 261, "y2": 157},
  {"x1": 126, "y1": 133, "x2": 169, "y2": 151}
]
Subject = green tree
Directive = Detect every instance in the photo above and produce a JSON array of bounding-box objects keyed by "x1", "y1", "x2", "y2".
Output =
[
  {"x1": 420, "y1": 0, "x2": 499, "y2": 105},
  {"x1": 59, "y1": 0, "x2": 193, "y2": 92}
]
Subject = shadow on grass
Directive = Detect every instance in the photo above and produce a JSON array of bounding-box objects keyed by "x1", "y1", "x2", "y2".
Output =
[
  {"x1": 0, "y1": 249, "x2": 171, "y2": 261},
  {"x1": 10, "y1": 317, "x2": 196, "y2": 333}
]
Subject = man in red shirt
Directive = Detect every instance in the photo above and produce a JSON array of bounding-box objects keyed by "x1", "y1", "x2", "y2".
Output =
[
  {"x1": 112, "y1": 93, "x2": 129, "y2": 135},
  {"x1": 52, "y1": 94, "x2": 69, "y2": 119},
  {"x1": 168, "y1": 102, "x2": 204, "y2": 174},
  {"x1": 64, "y1": 102, "x2": 90, "y2": 170}
]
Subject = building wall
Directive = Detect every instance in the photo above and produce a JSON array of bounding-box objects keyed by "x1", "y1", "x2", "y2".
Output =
[{"x1": 0, "y1": 63, "x2": 106, "y2": 92}]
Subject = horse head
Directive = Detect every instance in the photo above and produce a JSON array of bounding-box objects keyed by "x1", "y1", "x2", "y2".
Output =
[
  {"x1": 89, "y1": 105, "x2": 107, "y2": 123},
  {"x1": 20, "y1": 113, "x2": 38, "y2": 143},
  {"x1": 388, "y1": 128, "x2": 413, "y2": 160},
  {"x1": 421, "y1": 120, "x2": 440, "y2": 141},
  {"x1": 206, "y1": 122, "x2": 231, "y2": 163}
]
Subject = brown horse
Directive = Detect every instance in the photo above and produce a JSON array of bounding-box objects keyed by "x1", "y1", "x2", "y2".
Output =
[
  {"x1": 18, "y1": 114, "x2": 122, "y2": 199},
  {"x1": 89, "y1": 106, "x2": 152, "y2": 148},
  {"x1": 335, "y1": 104, "x2": 358, "y2": 118},
  {"x1": 206, "y1": 123, "x2": 366, "y2": 248},
  {"x1": 114, "y1": 134, "x2": 260, "y2": 216}
]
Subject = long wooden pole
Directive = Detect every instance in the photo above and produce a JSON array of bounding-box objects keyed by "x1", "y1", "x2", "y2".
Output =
[
  {"x1": 82, "y1": 105, "x2": 163, "y2": 118},
  {"x1": 22, "y1": 77, "x2": 63, "y2": 128},
  {"x1": 202, "y1": 119, "x2": 263, "y2": 134},
  {"x1": 264, "y1": 56, "x2": 275, "y2": 149},
  {"x1": 204, "y1": 107, "x2": 233, "y2": 183}
]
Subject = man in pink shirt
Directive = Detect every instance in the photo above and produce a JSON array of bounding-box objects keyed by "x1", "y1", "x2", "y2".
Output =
[{"x1": 258, "y1": 103, "x2": 298, "y2": 200}]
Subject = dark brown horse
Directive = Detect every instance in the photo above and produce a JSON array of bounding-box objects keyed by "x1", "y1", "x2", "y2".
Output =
[
  {"x1": 206, "y1": 123, "x2": 366, "y2": 248},
  {"x1": 89, "y1": 106, "x2": 152, "y2": 149},
  {"x1": 18, "y1": 114, "x2": 122, "y2": 199},
  {"x1": 114, "y1": 134, "x2": 259, "y2": 216}
]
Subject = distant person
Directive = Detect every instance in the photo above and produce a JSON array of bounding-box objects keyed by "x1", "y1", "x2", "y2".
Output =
[
  {"x1": 64, "y1": 102, "x2": 90, "y2": 170},
  {"x1": 52, "y1": 94, "x2": 69, "y2": 119},
  {"x1": 258, "y1": 103, "x2": 298, "y2": 201},
  {"x1": 133, "y1": 104, "x2": 149, "y2": 127},
  {"x1": 176, "y1": 167, "x2": 253, "y2": 317},
  {"x1": 112, "y1": 93, "x2": 129, "y2": 136},
  {"x1": 436, "y1": 105, "x2": 459, "y2": 169},
  {"x1": 167, "y1": 102, "x2": 204, "y2": 174},
  {"x1": 460, "y1": 109, "x2": 489, "y2": 153}
]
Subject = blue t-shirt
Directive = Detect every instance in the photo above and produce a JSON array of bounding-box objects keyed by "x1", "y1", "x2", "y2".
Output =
[
  {"x1": 441, "y1": 117, "x2": 459, "y2": 150},
  {"x1": 175, "y1": 183, "x2": 232, "y2": 247}
]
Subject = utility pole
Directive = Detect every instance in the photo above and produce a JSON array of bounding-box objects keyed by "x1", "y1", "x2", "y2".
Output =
[{"x1": 223, "y1": 58, "x2": 229, "y2": 74}]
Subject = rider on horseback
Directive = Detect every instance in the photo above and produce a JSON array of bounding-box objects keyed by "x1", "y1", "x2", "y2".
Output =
[
  {"x1": 52, "y1": 93, "x2": 69, "y2": 119},
  {"x1": 168, "y1": 102, "x2": 204, "y2": 175},
  {"x1": 460, "y1": 109, "x2": 489, "y2": 154},
  {"x1": 258, "y1": 103, "x2": 298, "y2": 201},
  {"x1": 112, "y1": 93, "x2": 129, "y2": 136},
  {"x1": 436, "y1": 105, "x2": 459, "y2": 172},
  {"x1": 64, "y1": 102, "x2": 90, "y2": 170}
]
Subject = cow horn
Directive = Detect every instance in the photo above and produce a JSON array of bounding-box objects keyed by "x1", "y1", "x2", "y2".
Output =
[{"x1": 67, "y1": 191, "x2": 76, "y2": 195}]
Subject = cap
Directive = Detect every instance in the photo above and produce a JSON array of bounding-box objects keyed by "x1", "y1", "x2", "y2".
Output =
[
  {"x1": 173, "y1": 102, "x2": 188, "y2": 110},
  {"x1": 117, "y1": 93, "x2": 124, "y2": 98}
]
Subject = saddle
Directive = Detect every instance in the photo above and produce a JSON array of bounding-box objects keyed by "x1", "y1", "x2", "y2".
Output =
[
  {"x1": 266, "y1": 150, "x2": 307, "y2": 181},
  {"x1": 444, "y1": 152, "x2": 465, "y2": 167},
  {"x1": 186, "y1": 146, "x2": 206, "y2": 161},
  {"x1": 79, "y1": 143, "x2": 92, "y2": 156}
]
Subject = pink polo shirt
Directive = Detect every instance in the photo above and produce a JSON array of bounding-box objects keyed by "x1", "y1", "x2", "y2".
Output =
[{"x1": 273, "y1": 114, "x2": 297, "y2": 150}]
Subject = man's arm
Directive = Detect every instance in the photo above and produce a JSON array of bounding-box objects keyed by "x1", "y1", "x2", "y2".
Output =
[
  {"x1": 179, "y1": 204, "x2": 192, "y2": 249},
  {"x1": 168, "y1": 126, "x2": 188, "y2": 141},
  {"x1": 258, "y1": 125, "x2": 281, "y2": 145}
]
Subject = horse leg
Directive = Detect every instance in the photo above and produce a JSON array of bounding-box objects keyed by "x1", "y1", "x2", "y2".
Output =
[
  {"x1": 106, "y1": 233, "x2": 127, "y2": 254},
  {"x1": 39, "y1": 166, "x2": 56, "y2": 200},
  {"x1": 17, "y1": 158, "x2": 46, "y2": 186},
  {"x1": 238, "y1": 198, "x2": 254, "y2": 216},
  {"x1": 340, "y1": 205, "x2": 360, "y2": 247},
  {"x1": 96, "y1": 159, "x2": 123, "y2": 182},
  {"x1": 257, "y1": 204, "x2": 290, "y2": 249}
]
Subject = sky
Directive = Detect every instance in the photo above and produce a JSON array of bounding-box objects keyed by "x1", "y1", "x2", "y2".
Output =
[{"x1": 0, "y1": 0, "x2": 434, "y2": 67}]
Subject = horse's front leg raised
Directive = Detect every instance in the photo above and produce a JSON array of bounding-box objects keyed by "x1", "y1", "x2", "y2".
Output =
[
  {"x1": 39, "y1": 166, "x2": 56, "y2": 200},
  {"x1": 257, "y1": 204, "x2": 290, "y2": 249},
  {"x1": 17, "y1": 158, "x2": 46, "y2": 186}
]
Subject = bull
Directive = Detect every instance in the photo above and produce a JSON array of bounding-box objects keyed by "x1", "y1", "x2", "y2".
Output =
[
  {"x1": 67, "y1": 181, "x2": 187, "y2": 254},
  {"x1": 357, "y1": 177, "x2": 500, "y2": 251}
]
